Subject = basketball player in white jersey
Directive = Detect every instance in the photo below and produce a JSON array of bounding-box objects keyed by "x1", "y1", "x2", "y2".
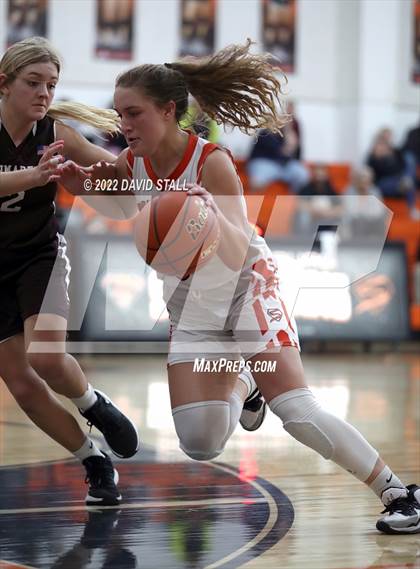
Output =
[
  {"x1": 60, "y1": 41, "x2": 419, "y2": 534},
  {"x1": 0, "y1": 37, "x2": 139, "y2": 506}
]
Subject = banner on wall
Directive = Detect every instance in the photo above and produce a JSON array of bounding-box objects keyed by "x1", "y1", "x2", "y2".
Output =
[
  {"x1": 7, "y1": 0, "x2": 48, "y2": 46},
  {"x1": 95, "y1": 0, "x2": 134, "y2": 60},
  {"x1": 179, "y1": 0, "x2": 215, "y2": 57},
  {"x1": 262, "y1": 0, "x2": 296, "y2": 72},
  {"x1": 413, "y1": 0, "x2": 420, "y2": 83}
]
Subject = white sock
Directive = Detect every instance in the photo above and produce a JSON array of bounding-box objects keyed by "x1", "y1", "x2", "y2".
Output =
[
  {"x1": 370, "y1": 465, "x2": 407, "y2": 505},
  {"x1": 221, "y1": 392, "x2": 244, "y2": 447},
  {"x1": 238, "y1": 367, "x2": 256, "y2": 399},
  {"x1": 72, "y1": 384, "x2": 98, "y2": 413},
  {"x1": 73, "y1": 437, "x2": 104, "y2": 462}
]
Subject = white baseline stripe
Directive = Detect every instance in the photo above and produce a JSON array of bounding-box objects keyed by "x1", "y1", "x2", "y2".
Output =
[
  {"x1": 205, "y1": 462, "x2": 281, "y2": 569},
  {"x1": 0, "y1": 496, "x2": 267, "y2": 516}
]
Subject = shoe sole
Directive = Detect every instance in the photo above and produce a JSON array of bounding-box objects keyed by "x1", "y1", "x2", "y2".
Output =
[
  {"x1": 85, "y1": 468, "x2": 122, "y2": 507},
  {"x1": 240, "y1": 401, "x2": 267, "y2": 432},
  {"x1": 376, "y1": 520, "x2": 420, "y2": 534},
  {"x1": 94, "y1": 389, "x2": 140, "y2": 459}
]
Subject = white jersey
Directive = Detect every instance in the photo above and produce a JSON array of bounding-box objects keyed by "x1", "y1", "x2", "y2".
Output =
[{"x1": 127, "y1": 133, "x2": 271, "y2": 295}]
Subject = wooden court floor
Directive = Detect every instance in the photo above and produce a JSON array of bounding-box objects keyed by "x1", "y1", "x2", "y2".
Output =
[{"x1": 0, "y1": 351, "x2": 419, "y2": 569}]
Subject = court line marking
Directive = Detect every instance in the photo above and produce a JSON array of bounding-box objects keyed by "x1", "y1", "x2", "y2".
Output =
[
  {"x1": 0, "y1": 458, "x2": 292, "y2": 568},
  {"x1": 0, "y1": 562, "x2": 35, "y2": 569},
  {"x1": 204, "y1": 462, "x2": 281, "y2": 569},
  {"x1": 0, "y1": 496, "x2": 267, "y2": 516},
  {"x1": 333, "y1": 565, "x2": 418, "y2": 569}
]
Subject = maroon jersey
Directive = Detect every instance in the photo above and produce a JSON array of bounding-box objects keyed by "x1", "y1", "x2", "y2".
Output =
[{"x1": 0, "y1": 115, "x2": 58, "y2": 252}]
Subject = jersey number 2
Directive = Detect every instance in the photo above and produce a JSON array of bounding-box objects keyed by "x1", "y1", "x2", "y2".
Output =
[{"x1": 0, "y1": 192, "x2": 25, "y2": 212}]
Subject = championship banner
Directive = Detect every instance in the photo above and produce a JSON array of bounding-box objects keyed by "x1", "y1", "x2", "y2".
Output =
[
  {"x1": 6, "y1": 0, "x2": 48, "y2": 46},
  {"x1": 179, "y1": 0, "x2": 216, "y2": 57},
  {"x1": 412, "y1": 0, "x2": 420, "y2": 83},
  {"x1": 262, "y1": 0, "x2": 296, "y2": 72},
  {"x1": 95, "y1": 0, "x2": 134, "y2": 60}
]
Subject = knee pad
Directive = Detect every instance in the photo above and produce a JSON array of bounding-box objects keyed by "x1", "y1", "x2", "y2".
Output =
[
  {"x1": 269, "y1": 388, "x2": 378, "y2": 481},
  {"x1": 172, "y1": 400, "x2": 230, "y2": 461}
]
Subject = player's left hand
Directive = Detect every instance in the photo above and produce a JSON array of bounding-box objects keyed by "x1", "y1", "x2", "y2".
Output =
[
  {"x1": 83, "y1": 160, "x2": 117, "y2": 182},
  {"x1": 186, "y1": 183, "x2": 218, "y2": 216}
]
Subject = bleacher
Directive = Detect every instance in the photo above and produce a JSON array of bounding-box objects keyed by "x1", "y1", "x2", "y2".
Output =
[
  {"x1": 236, "y1": 161, "x2": 420, "y2": 334},
  {"x1": 57, "y1": 158, "x2": 420, "y2": 335}
]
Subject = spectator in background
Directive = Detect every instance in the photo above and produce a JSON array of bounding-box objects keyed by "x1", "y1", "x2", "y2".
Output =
[
  {"x1": 342, "y1": 166, "x2": 387, "y2": 239},
  {"x1": 247, "y1": 101, "x2": 309, "y2": 193},
  {"x1": 285, "y1": 101, "x2": 302, "y2": 159},
  {"x1": 293, "y1": 163, "x2": 343, "y2": 234},
  {"x1": 401, "y1": 123, "x2": 420, "y2": 186},
  {"x1": 366, "y1": 128, "x2": 419, "y2": 219},
  {"x1": 180, "y1": 97, "x2": 219, "y2": 142}
]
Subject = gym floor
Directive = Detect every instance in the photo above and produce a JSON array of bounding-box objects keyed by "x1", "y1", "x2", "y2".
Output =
[{"x1": 0, "y1": 351, "x2": 419, "y2": 569}]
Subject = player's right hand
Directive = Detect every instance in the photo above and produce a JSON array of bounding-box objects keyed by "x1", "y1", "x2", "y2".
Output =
[
  {"x1": 83, "y1": 160, "x2": 117, "y2": 183},
  {"x1": 35, "y1": 140, "x2": 65, "y2": 186},
  {"x1": 57, "y1": 159, "x2": 91, "y2": 196}
]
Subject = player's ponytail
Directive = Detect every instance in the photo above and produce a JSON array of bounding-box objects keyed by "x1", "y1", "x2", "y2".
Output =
[
  {"x1": 0, "y1": 37, "x2": 119, "y2": 135},
  {"x1": 47, "y1": 102, "x2": 119, "y2": 135},
  {"x1": 116, "y1": 40, "x2": 288, "y2": 135},
  {"x1": 169, "y1": 39, "x2": 288, "y2": 134}
]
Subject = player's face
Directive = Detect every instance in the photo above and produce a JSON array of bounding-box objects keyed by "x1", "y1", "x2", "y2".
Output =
[
  {"x1": 1, "y1": 62, "x2": 58, "y2": 122},
  {"x1": 114, "y1": 87, "x2": 170, "y2": 157}
]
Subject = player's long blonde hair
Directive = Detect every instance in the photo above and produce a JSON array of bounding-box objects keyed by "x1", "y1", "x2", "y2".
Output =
[
  {"x1": 116, "y1": 39, "x2": 288, "y2": 134},
  {"x1": 0, "y1": 36, "x2": 119, "y2": 134}
]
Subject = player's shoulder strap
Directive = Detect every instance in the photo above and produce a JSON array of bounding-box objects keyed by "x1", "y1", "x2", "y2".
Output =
[
  {"x1": 126, "y1": 148, "x2": 135, "y2": 180},
  {"x1": 196, "y1": 142, "x2": 238, "y2": 184}
]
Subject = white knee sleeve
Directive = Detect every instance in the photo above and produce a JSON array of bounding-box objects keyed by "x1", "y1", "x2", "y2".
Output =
[
  {"x1": 269, "y1": 388, "x2": 379, "y2": 482},
  {"x1": 172, "y1": 400, "x2": 230, "y2": 461},
  {"x1": 221, "y1": 392, "x2": 243, "y2": 447}
]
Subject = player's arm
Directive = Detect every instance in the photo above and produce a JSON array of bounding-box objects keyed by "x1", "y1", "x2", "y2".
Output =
[
  {"x1": 56, "y1": 123, "x2": 117, "y2": 167},
  {"x1": 56, "y1": 122, "x2": 119, "y2": 196},
  {"x1": 57, "y1": 124, "x2": 137, "y2": 219},
  {"x1": 198, "y1": 149, "x2": 252, "y2": 271},
  {"x1": 62, "y1": 149, "x2": 137, "y2": 219},
  {"x1": 57, "y1": 123, "x2": 129, "y2": 194},
  {"x1": 0, "y1": 140, "x2": 64, "y2": 197},
  {"x1": 79, "y1": 149, "x2": 137, "y2": 219}
]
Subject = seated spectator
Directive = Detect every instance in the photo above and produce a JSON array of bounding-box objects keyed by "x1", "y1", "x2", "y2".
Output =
[
  {"x1": 401, "y1": 123, "x2": 420, "y2": 186},
  {"x1": 367, "y1": 128, "x2": 419, "y2": 218},
  {"x1": 293, "y1": 163, "x2": 343, "y2": 234},
  {"x1": 247, "y1": 101, "x2": 309, "y2": 193},
  {"x1": 342, "y1": 166, "x2": 387, "y2": 239}
]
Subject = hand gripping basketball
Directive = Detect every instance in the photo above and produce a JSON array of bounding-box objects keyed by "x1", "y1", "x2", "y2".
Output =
[{"x1": 134, "y1": 190, "x2": 220, "y2": 278}]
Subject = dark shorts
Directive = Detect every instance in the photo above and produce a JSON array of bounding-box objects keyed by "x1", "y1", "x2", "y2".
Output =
[{"x1": 0, "y1": 236, "x2": 70, "y2": 343}]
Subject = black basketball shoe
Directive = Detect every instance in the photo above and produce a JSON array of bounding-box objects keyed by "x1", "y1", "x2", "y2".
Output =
[
  {"x1": 80, "y1": 390, "x2": 139, "y2": 458},
  {"x1": 83, "y1": 453, "x2": 122, "y2": 507},
  {"x1": 376, "y1": 484, "x2": 420, "y2": 534},
  {"x1": 239, "y1": 388, "x2": 267, "y2": 431}
]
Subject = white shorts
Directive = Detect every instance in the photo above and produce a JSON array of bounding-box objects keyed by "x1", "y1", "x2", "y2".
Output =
[{"x1": 167, "y1": 257, "x2": 300, "y2": 366}]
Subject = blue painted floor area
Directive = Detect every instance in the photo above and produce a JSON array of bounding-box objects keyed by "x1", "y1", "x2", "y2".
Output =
[{"x1": 0, "y1": 458, "x2": 294, "y2": 569}]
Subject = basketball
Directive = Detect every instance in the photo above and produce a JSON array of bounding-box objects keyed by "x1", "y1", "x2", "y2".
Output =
[{"x1": 134, "y1": 191, "x2": 220, "y2": 277}]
